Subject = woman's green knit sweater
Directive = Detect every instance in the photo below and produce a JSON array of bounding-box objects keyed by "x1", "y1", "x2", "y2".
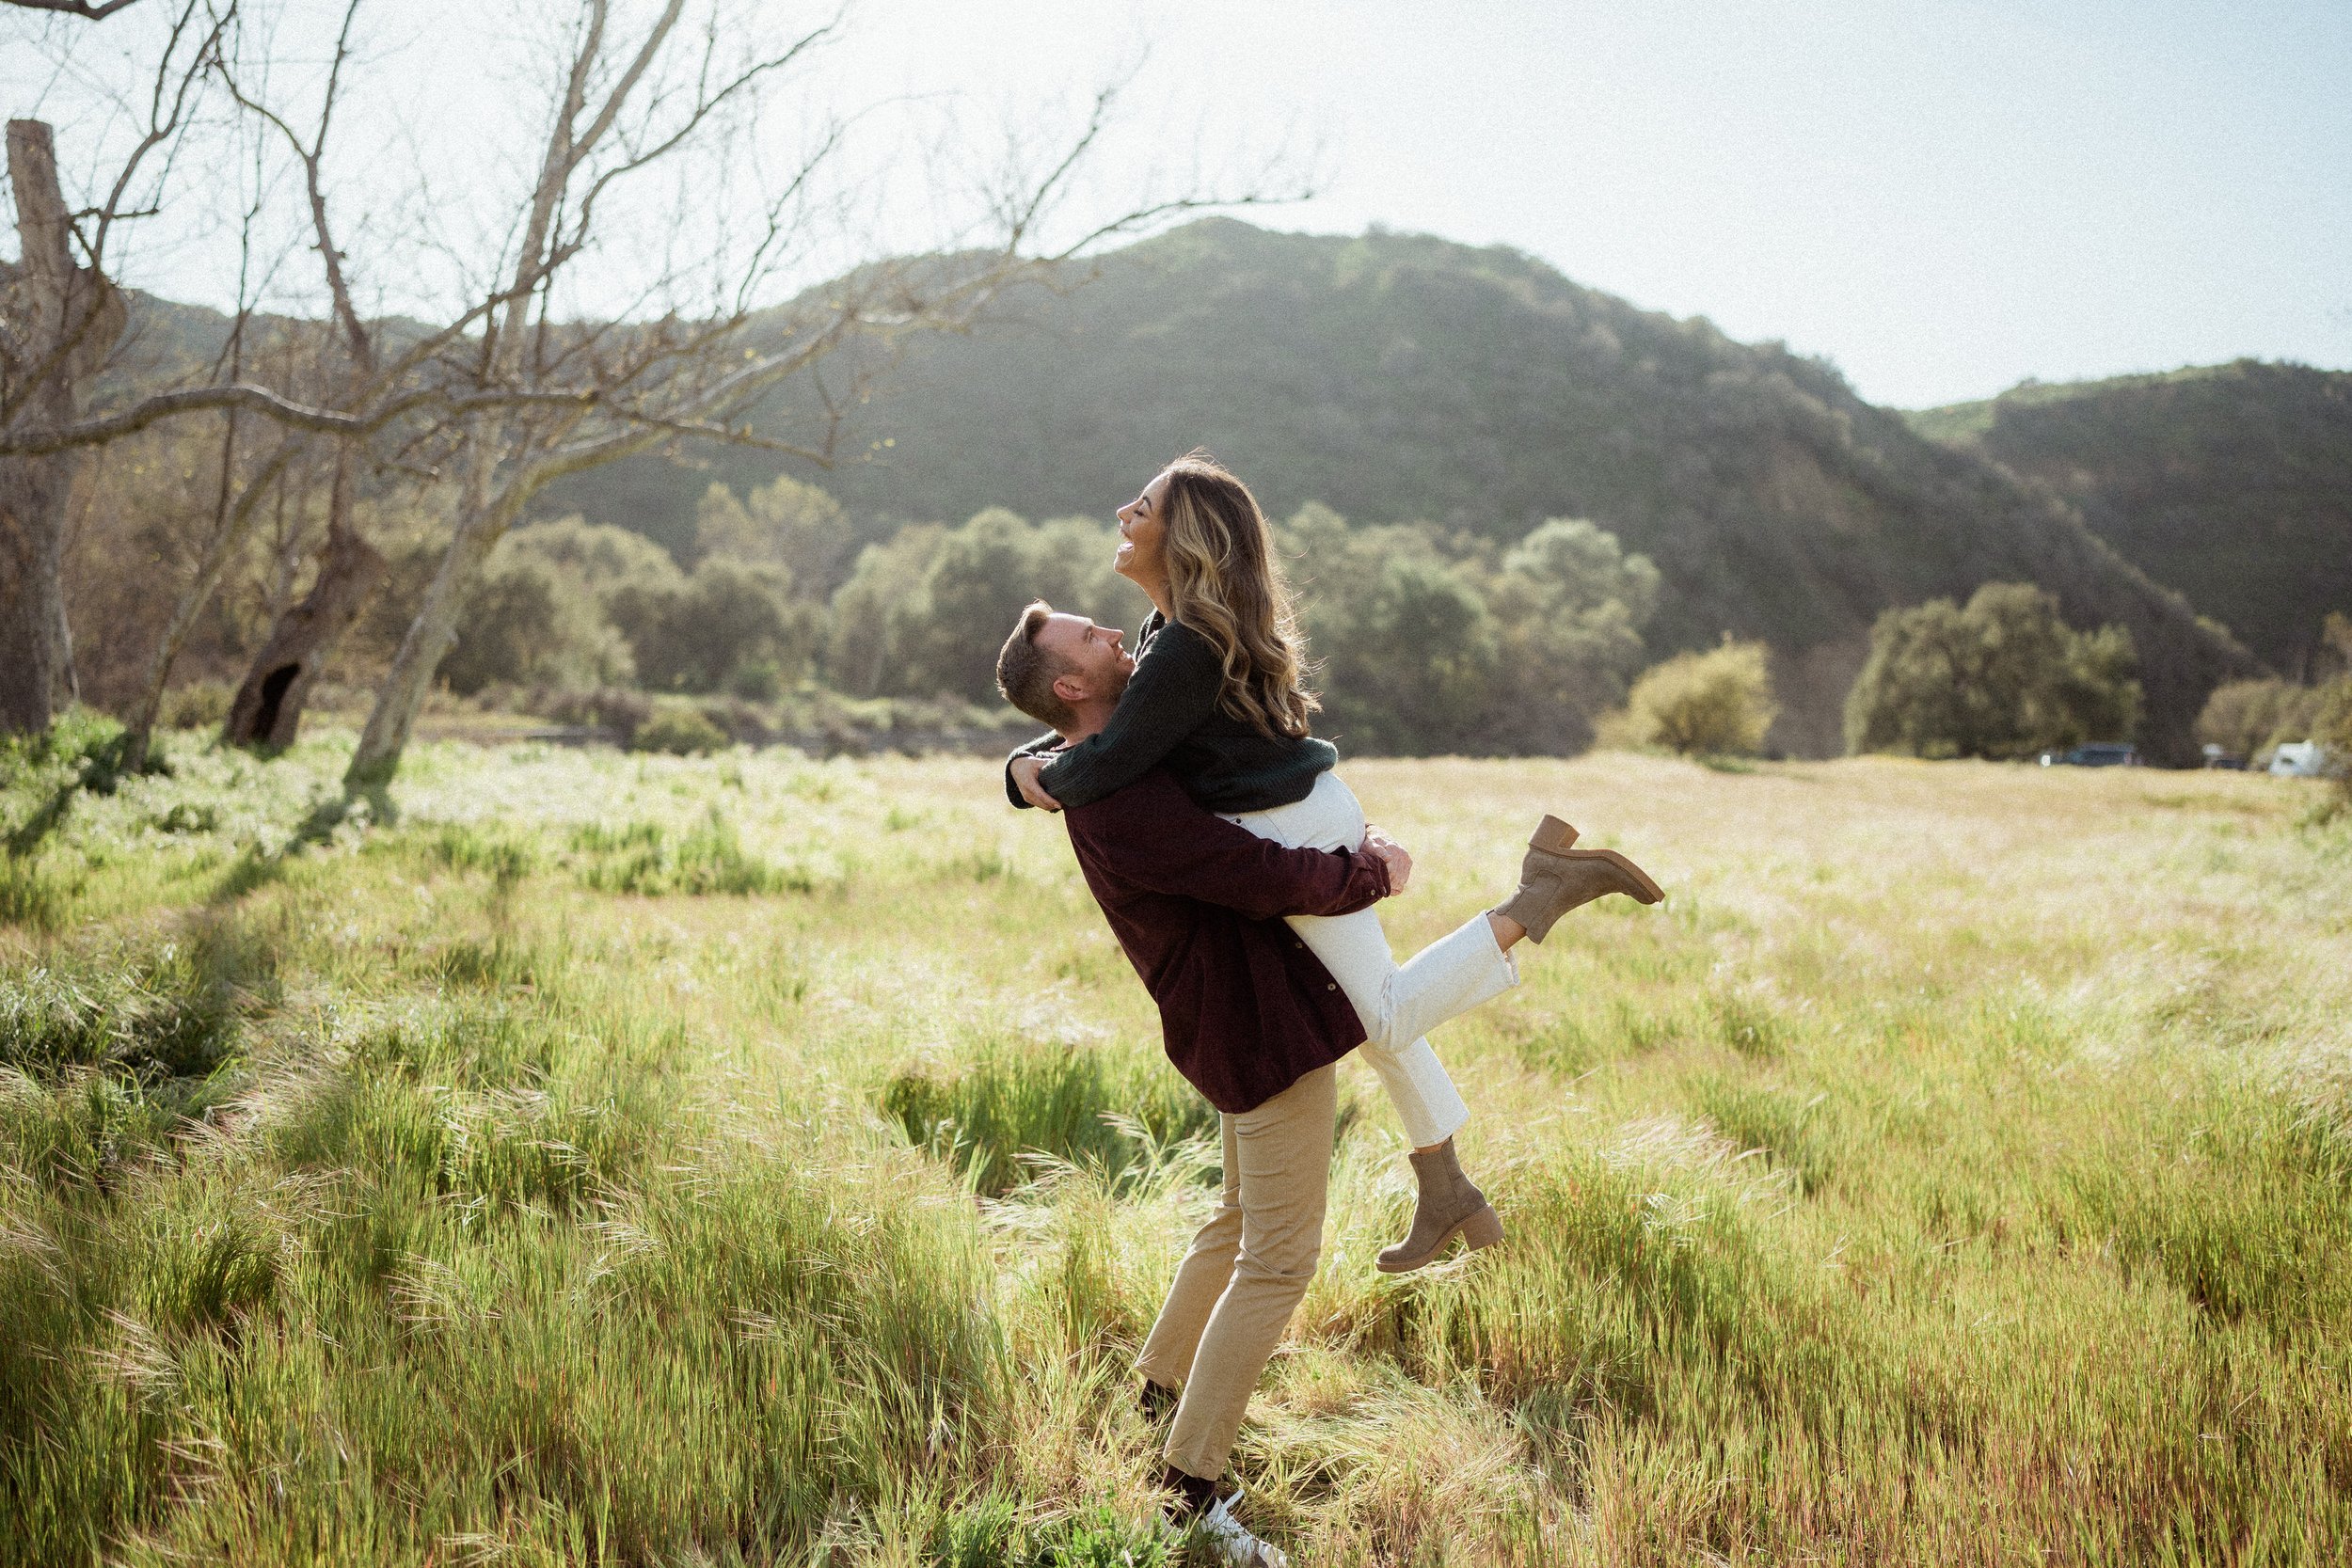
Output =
[{"x1": 1005, "y1": 610, "x2": 1337, "y2": 814}]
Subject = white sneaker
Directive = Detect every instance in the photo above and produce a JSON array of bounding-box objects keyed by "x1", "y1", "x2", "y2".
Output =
[{"x1": 1195, "y1": 1486, "x2": 1288, "y2": 1568}]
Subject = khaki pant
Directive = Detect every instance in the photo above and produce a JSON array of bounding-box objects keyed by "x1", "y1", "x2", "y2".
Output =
[{"x1": 1135, "y1": 1063, "x2": 1337, "y2": 1480}]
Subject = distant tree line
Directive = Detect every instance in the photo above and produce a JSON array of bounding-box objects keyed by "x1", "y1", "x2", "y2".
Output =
[
  {"x1": 75, "y1": 451, "x2": 2322, "y2": 772},
  {"x1": 363, "y1": 478, "x2": 1665, "y2": 757}
]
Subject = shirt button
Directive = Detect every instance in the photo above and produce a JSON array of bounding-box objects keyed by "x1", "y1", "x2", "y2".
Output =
[{"x1": 1326, "y1": 982, "x2": 1336, "y2": 990}]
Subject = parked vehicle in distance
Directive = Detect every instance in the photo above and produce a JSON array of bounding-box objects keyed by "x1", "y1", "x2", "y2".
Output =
[
  {"x1": 2201, "y1": 744, "x2": 2247, "y2": 770},
  {"x1": 2040, "y1": 743, "x2": 2138, "y2": 768},
  {"x1": 2267, "y1": 740, "x2": 2336, "y2": 778}
]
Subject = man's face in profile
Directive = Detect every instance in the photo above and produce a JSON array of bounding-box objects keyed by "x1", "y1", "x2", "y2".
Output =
[{"x1": 1033, "y1": 611, "x2": 1135, "y2": 711}]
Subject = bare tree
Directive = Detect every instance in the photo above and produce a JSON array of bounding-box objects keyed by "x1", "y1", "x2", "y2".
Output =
[
  {"x1": 1, "y1": 2, "x2": 218, "y2": 734},
  {"x1": 6, "y1": 0, "x2": 1298, "y2": 764},
  {"x1": 210, "y1": 0, "x2": 387, "y2": 750},
  {"x1": 342, "y1": 1, "x2": 1283, "y2": 788},
  {"x1": 1, "y1": 120, "x2": 113, "y2": 733}
]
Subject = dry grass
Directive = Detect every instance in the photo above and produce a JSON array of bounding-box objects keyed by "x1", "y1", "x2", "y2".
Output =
[{"x1": 3, "y1": 730, "x2": 2348, "y2": 1564}]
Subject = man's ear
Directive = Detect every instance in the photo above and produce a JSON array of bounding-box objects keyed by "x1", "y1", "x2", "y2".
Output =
[{"x1": 1050, "y1": 670, "x2": 1089, "y2": 705}]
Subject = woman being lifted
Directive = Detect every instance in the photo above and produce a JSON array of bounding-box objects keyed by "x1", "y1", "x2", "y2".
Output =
[{"x1": 1007, "y1": 450, "x2": 1663, "y2": 1270}]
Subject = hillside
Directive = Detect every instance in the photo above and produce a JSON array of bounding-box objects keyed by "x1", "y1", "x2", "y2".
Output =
[
  {"x1": 1908, "y1": 362, "x2": 2352, "y2": 679},
  {"x1": 553, "y1": 219, "x2": 2251, "y2": 761}
]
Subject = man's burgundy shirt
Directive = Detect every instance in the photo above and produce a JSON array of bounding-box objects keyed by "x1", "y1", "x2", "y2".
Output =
[{"x1": 1059, "y1": 768, "x2": 1391, "y2": 1114}]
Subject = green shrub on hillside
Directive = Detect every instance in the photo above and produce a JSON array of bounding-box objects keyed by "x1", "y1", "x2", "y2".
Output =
[
  {"x1": 630, "y1": 707, "x2": 730, "y2": 756},
  {"x1": 1845, "y1": 582, "x2": 2141, "y2": 760},
  {"x1": 694, "y1": 473, "x2": 854, "y2": 595},
  {"x1": 442, "y1": 521, "x2": 647, "y2": 694},
  {"x1": 1286, "y1": 505, "x2": 1658, "y2": 756},
  {"x1": 827, "y1": 508, "x2": 1136, "y2": 704},
  {"x1": 1625, "y1": 641, "x2": 1779, "y2": 756},
  {"x1": 610, "y1": 558, "x2": 817, "y2": 694}
]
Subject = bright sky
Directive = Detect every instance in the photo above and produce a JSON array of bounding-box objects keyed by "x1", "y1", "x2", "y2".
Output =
[{"x1": 8, "y1": 0, "x2": 2349, "y2": 408}]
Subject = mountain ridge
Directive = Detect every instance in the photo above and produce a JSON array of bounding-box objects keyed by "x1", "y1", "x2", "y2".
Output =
[
  {"x1": 557, "y1": 218, "x2": 2249, "y2": 760},
  {"x1": 71, "y1": 221, "x2": 2271, "y2": 762},
  {"x1": 1906, "y1": 360, "x2": 2352, "y2": 678}
]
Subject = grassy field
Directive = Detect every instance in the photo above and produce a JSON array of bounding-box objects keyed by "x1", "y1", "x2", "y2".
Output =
[{"x1": 3, "y1": 723, "x2": 2348, "y2": 1566}]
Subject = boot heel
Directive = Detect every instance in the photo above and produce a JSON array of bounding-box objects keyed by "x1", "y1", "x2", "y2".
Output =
[
  {"x1": 1459, "y1": 1204, "x2": 1504, "y2": 1253},
  {"x1": 1530, "y1": 815, "x2": 1580, "y2": 854}
]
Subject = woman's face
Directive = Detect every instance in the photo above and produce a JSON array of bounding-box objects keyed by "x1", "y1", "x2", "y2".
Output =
[{"x1": 1114, "y1": 470, "x2": 1171, "y2": 586}]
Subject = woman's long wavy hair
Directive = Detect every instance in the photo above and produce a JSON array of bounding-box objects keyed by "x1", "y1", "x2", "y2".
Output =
[{"x1": 1159, "y1": 450, "x2": 1319, "y2": 739}]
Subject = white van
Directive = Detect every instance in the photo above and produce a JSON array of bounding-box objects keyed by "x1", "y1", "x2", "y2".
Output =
[{"x1": 2268, "y1": 740, "x2": 2335, "y2": 778}]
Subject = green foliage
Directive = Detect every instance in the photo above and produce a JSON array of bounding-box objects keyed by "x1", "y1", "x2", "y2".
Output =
[
  {"x1": 1281, "y1": 505, "x2": 1657, "y2": 755},
  {"x1": 1625, "y1": 641, "x2": 1779, "y2": 756},
  {"x1": 610, "y1": 558, "x2": 816, "y2": 694},
  {"x1": 2, "y1": 707, "x2": 136, "y2": 791},
  {"x1": 157, "y1": 681, "x2": 234, "y2": 732},
  {"x1": 628, "y1": 706, "x2": 730, "y2": 755},
  {"x1": 694, "y1": 473, "x2": 852, "y2": 594},
  {"x1": 0, "y1": 928, "x2": 262, "y2": 1080},
  {"x1": 1310, "y1": 540, "x2": 1498, "y2": 754},
  {"x1": 441, "y1": 559, "x2": 570, "y2": 694},
  {"x1": 1844, "y1": 582, "x2": 2142, "y2": 760},
  {"x1": 827, "y1": 508, "x2": 1140, "y2": 705},
  {"x1": 2198, "y1": 677, "x2": 2330, "y2": 763},
  {"x1": 911, "y1": 508, "x2": 1056, "y2": 705},
  {"x1": 442, "y1": 519, "x2": 651, "y2": 694},
  {"x1": 806, "y1": 499, "x2": 1665, "y2": 754},
  {"x1": 1481, "y1": 517, "x2": 1661, "y2": 752},
  {"x1": 503, "y1": 513, "x2": 683, "y2": 586}
]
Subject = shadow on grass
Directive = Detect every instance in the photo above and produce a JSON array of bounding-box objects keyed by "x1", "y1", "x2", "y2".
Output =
[
  {"x1": 5, "y1": 783, "x2": 78, "y2": 859},
  {"x1": 206, "y1": 783, "x2": 399, "y2": 906}
]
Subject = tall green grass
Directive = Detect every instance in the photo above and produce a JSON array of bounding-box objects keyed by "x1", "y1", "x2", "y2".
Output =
[{"x1": 4, "y1": 731, "x2": 2348, "y2": 1563}]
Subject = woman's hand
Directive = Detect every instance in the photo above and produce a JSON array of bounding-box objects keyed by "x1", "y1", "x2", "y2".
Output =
[
  {"x1": 1361, "y1": 826, "x2": 1411, "y2": 893},
  {"x1": 1010, "y1": 755, "x2": 1064, "y2": 813}
]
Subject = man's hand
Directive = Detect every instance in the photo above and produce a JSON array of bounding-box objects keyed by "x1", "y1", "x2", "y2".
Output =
[
  {"x1": 1010, "y1": 755, "x2": 1064, "y2": 813},
  {"x1": 1361, "y1": 826, "x2": 1411, "y2": 894}
]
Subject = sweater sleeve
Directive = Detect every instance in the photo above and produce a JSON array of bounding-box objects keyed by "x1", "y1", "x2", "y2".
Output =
[
  {"x1": 1069, "y1": 771, "x2": 1390, "y2": 919},
  {"x1": 1002, "y1": 731, "x2": 1063, "y2": 810},
  {"x1": 1034, "y1": 624, "x2": 1221, "y2": 810}
]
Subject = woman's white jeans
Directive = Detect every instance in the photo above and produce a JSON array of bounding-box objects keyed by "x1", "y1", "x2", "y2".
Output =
[{"x1": 1224, "y1": 771, "x2": 1517, "y2": 1148}]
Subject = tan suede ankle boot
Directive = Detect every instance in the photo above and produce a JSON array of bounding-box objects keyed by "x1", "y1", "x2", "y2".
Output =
[
  {"x1": 1492, "y1": 815, "x2": 1663, "y2": 943},
  {"x1": 1376, "y1": 1137, "x2": 1504, "y2": 1274}
]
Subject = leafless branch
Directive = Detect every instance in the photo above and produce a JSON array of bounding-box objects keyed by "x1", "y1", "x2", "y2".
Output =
[
  {"x1": 0, "y1": 382, "x2": 604, "y2": 453},
  {"x1": 209, "y1": 0, "x2": 373, "y2": 373},
  {"x1": 2, "y1": 0, "x2": 150, "y2": 17}
]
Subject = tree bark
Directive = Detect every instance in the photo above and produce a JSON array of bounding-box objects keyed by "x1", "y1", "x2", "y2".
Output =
[
  {"x1": 1, "y1": 119, "x2": 116, "y2": 736},
  {"x1": 224, "y1": 446, "x2": 383, "y2": 748},
  {"x1": 344, "y1": 448, "x2": 502, "y2": 787}
]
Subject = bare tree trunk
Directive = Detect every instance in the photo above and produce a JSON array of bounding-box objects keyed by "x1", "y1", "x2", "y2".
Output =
[
  {"x1": 0, "y1": 455, "x2": 67, "y2": 735},
  {"x1": 1, "y1": 119, "x2": 119, "y2": 736},
  {"x1": 119, "y1": 436, "x2": 299, "y2": 768},
  {"x1": 345, "y1": 447, "x2": 501, "y2": 786},
  {"x1": 224, "y1": 445, "x2": 383, "y2": 748}
]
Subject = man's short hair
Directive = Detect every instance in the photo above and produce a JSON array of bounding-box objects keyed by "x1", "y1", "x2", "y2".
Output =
[{"x1": 996, "y1": 600, "x2": 1080, "y2": 731}]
